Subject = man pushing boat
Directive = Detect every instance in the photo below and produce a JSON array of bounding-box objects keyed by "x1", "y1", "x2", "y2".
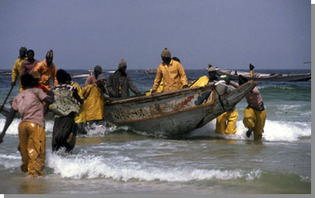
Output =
[
  {"x1": 0, "y1": 74, "x2": 54, "y2": 177},
  {"x1": 230, "y1": 75, "x2": 267, "y2": 140},
  {"x1": 107, "y1": 59, "x2": 141, "y2": 98}
]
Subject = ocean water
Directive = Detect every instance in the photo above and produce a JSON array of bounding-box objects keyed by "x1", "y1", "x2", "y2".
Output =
[{"x1": 0, "y1": 69, "x2": 311, "y2": 194}]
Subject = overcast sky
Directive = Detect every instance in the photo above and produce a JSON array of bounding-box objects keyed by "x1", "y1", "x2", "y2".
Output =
[{"x1": 0, "y1": 0, "x2": 311, "y2": 71}]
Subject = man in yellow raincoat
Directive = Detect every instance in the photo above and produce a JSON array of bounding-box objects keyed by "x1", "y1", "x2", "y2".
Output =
[
  {"x1": 0, "y1": 73, "x2": 54, "y2": 177},
  {"x1": 32, "y1": 49, "x2": 58, "y2": 91},
  {"x1": 81, "y1": 73, "x2": 108, "y2": 122},
  {"x1": 11, "y1": 47, "x2": 27, "y2": 92},
  {"x1": 151, "y1": 48, "x2": 188, "y2": 93},
  {"x1": 249, "y1": 63, "x2": 255, "y2": 77}
]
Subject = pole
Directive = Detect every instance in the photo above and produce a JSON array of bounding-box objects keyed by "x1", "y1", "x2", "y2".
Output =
[{"x1": 0, "y1": 85, "x2": 14, "y2": 112}]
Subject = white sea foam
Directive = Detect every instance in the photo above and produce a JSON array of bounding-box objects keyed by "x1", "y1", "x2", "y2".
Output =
[
  {"x1": 0, "y1": 119, "x2": 117, "y2": 137},
  {"x1": 0, "y1": 118, "x2": 21, "y2": 135},
  {"x1": 46, "y1": 151, "x2": 262, "y2": 181},
  {"x1": 232, "y1": 120, "x2": 310, "y2": 142},
  {"x1": 1, "y1": 117, "x2": 310, "y2": 142},
  {"x1": 0, "y1": 118, "x2": 54, "y2": 136},
  {"x1": 262, "y1": 120, "x2": 311, "y2": 141},
  {"x1": 192, "y1": 119, "x2": 311, "y2": 142},
  {"x1": 82, "y1": 122, "x2": 129, "y2": 137},
  {"x1": 0, "y1": 153, "x2": 21, "y2": 169}
]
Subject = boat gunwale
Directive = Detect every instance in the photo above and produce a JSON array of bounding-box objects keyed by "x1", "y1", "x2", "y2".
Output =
[
  {"x1": 106, "y1": 85, "x2": 214, "y2": 105},
  {"x1": 107, "y1": 91, "x2": 217, "y2": 124}
]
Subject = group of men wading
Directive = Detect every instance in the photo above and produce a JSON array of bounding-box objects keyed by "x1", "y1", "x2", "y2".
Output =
[{"x1": 0, "y1": 47, "x2": 266, "y2": 178}]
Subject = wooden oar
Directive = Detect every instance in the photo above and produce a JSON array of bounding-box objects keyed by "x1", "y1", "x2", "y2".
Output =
[{"x1": 0, "y1": 85, "x2": 14, "y2": 112}]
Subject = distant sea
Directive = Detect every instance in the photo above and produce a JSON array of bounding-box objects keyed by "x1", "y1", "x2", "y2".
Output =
[{"x1": 0, "y1": 69, "x2": 311, "y2": 194}]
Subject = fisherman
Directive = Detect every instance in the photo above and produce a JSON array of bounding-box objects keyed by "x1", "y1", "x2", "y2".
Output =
[
  {"x1": 107, "y1": 59, "x2": 141, "y2": 98},
  {"x1": 207, "y1": 64, "x2": 220, "y2": 83},
  {"x1": 0, "y1": 73, "x2": 54, "y2": 177},
  {"x1": 11, "y1": 47, "x2": 27, "y2": 92},
  {"x1": 235, "y1": 75, "x2": 266, "y2": 140},
  {"x1": 85, "y1": 65, "x2": 102, "y2": 87},
  {"x1": 146, "y1": 57, "x2": 183, "y2": 95},
  {"x1": 31, "y1": 71, "x2": 50, "y2": 93},
  {"x1": 151, "y1": 48, "x2": 188, "y2": 93},
  {"x1": 82, "y1": 73, "x2": 109, "y2": 124},
  {"x1": 50, "y1": 69, "x2": 83, "y2": 152},
  {"x1": 31, "y1": 71, "x2": 52, "y2": 115},
  {"x1": 32, "y1": 49, "x2": 58, "y2": 91},
  {"x1": 21, "y1": 49, "x2": 40, "y2": 76},
  {"x1": 249, "y1": 63, "x2": 255, "y2": 77},
  {"x1": 214, "y1": 75, "x2": 238, "y2": 134}
]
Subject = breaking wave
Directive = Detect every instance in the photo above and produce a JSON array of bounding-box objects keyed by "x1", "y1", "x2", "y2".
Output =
[{"x1": 46, "y1": 151, "x2": 262, "y2": 182}]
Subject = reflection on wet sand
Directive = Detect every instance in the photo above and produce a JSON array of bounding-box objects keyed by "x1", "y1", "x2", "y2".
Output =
[{"x1": 18, "y1": 176, "x2": 49, "y2": 194}]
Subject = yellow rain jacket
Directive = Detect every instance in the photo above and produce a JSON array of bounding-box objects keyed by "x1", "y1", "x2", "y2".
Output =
[
  {"x1": 11, "y1": 57, "x2": 27, "y2": 92},
  {"x1": 146, "y1": 79, "x2": 164, "y2": 95},
  {"x1": 152, "y1": 60, "x2": 188, "y2": 92},
  {"x1": 32, "y1": 60, "x2": 58, "y2": 91},
  {"x1": 81, "y1": 83, "x2": 105, "y2": 121},
  {"x1": 250, "y1": 70, "x2": 254, "y2": 77},
  {"x1": 188, "y1": 76, "x2": 209, "y2": 88},
  {"x1": 71, "y1": 81, "x2": 86, "y2": 123},
  {"x1": 146, "y1": 75, "x2": 209, "y2": 96}
]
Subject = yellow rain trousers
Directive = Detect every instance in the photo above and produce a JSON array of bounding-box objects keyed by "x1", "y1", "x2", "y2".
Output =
[
  {"x1": 215, "y1": 109, "x2": 238, "y2": 134},
  {"x1": 243, "y1": 107, "x2": 267, "y2": 140},
  {"x1": 18, "y1": 121, "x2": 46, "y2": 177}
]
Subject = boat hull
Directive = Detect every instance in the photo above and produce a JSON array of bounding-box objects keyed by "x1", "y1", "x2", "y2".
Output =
[
  {"x1": 103, "y1": 82, "x2": 257, "y2": 138},
  {"x1": 145, "y1": 69, "x2": 157, "y2": 74}
]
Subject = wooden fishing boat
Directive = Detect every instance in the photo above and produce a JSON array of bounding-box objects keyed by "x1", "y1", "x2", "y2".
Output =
[
  {"x1": 145, "y1": 69, "x2": 157, "y2": 74},
  {"x1": 103, "y1": 81, "x2": 257, "y2": 138},
  {"x1": 216, "y1": 68, "x2": 311, "y2": 82},
  {"x1": 0, "y1": 81, "x2": 256, "y2": 138},
  {"x1": 71, "y1": 73, "x2": 90, "y2": 79},
  {"x1": 0, "y1": 71, "x2": 11, "y2": 76},
  {"x1": 104, "y1": 70, "x2": 116, "y2": 74},
  {"x1": 71, "y1": 70, "x2": 115, "y2": 79}
]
